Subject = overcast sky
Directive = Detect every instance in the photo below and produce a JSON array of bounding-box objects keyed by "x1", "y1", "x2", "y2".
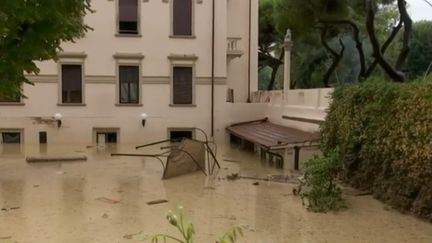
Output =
[{"x1": 407, "y1": 0, "x2": 432, "y2": 21}]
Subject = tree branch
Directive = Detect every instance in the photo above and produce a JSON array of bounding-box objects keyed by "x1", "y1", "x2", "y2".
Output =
[
  {"x1": 395, "y1": 0, "x2": 412, "y2": 72},
  {"x1": 320, "y1": 26, "x2": 345, "y2": 87},
  {"x1": 319, "y1": 19, "x2": 366, "y2": 81},
  {"x1": 364, "y1": 19, "x2": 403, "y2": 78},
  {"x1": 365, "y1": 0, "x2": 404, "y2": 82},
  {"x1": 267, "y1": 49, "x2": 285, "y2": 90}
]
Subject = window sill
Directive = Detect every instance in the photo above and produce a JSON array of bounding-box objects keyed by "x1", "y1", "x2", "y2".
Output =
[
  {"x1": 0, "y1": 102, "x2": 25, "y2": 106},
  {"x1": 169, "y1": 104, "x2": 197, "y2": 107},
  {"x1": 57, "y1": 103, "x2": 86, "y2": 107},
  {"x1": 169, "y1": 35, "x2": 196, "y2": 39},
  {"x1": 115, "y1": 33, "x2": 142, "y2": 38},
  {"x1": 115, "y1": 103, "x2": 143, "y2": 107}
]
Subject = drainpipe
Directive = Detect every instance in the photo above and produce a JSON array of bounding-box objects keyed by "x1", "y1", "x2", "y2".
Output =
[
  {"x1": 247, "y1": 0, "x2": 252, "y2": 103},
  {"x1": 211, "y1": 0, "x2": 215, "y2": 137}
]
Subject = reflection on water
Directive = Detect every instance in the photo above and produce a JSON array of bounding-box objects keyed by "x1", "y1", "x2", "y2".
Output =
[
  {"x1": 0, "y1": 144, "x2": 431, "y2": 243},
  {"x1": 1, "y1": 179, "x2": 24, "y2": 208},
  {"x1": 0, "y1": 144, "x2": 25, "y2": 157}
]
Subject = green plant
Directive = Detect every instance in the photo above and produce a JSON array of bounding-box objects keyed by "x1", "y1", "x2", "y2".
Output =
[
  {"x1": 143, "y1": 207, "x2": 244, "y2": 243},
  {"x1": 300, "y1": 150, "x2": 346, "y2": 212},
  {"x1": 320, "y1": 77, "x2": 432, "y2": 221}
]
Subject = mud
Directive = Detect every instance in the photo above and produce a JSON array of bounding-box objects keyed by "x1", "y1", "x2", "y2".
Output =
[{"x1": 0, "y1": 144, "x2": 431, "y2": 243}]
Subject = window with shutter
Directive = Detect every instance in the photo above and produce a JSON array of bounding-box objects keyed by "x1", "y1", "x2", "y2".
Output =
[
  {"x1": 119, "y1": 66, "x2": 139, "y2": 104},
  {"x1": 119, "y1": 0, "x2": 138, "y2": 34},
  {"x1": 61, "y1": 65, "x2": 82, "y2": 104},
  {"x1": 173, "y1": 0, "x2": 192, "y2": 36},
  {"x1": 173, "y1": 67, "x2": 193, "y2": 105}
]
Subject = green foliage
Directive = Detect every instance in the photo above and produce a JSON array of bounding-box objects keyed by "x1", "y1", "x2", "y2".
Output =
[
  {"x1": 258, "y1": 0, "x2": 284, "y2": 90},
  {"x1": 0, "y1": 0, "x2": 93, "y2": 97},
  {"x1": 300, "y1": 150, "x2": 346, "y2": 212},
  {"x1": 408, "y1": 21, "x2": 432, "y2": 79},
  {"x1": 321, "y1": 77, "x2": 432, "y2": 221},
  {"x1": 144, "y1": 207, "x2": 244, "y2": 243}
]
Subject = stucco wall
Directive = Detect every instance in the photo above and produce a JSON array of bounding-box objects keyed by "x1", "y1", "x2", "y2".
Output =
[{"x1": 0, "y1": 0, "x2": 263, "y2": 145}]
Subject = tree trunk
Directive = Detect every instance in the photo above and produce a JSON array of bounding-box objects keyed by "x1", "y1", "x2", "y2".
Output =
[
  {"x1": 395, "y1": 0, "x2": 412, "y2": 72},
  {"x1": 320, "y1": 19, "x2": 366, "y2": 81},
  {"x1": 364, "y1": 20, "x2": 403, "y2": 78},
  {"x1": 320, "y1": 27, "x2": 345, "y2": 87},
  {"x1": 365, "y1": 0, "x2": 404, "y2": 82},
  {"x1": 266, "y1": 49, "x2": 285, "y2": 90}
]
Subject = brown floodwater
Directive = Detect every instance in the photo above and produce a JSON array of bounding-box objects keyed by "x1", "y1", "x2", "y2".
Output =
[{"x1": 0, "y1": 143, "x2": 431, "y2": 243}]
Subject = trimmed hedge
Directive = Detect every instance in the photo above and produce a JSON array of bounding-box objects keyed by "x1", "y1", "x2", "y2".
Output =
[{"x1": 321, "y1": 78, "x2": 432, "y2": 221}]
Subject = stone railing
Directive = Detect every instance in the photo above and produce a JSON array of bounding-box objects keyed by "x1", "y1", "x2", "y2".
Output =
[
  {"x1": 250, "y1": 90, "x2": 284, "y2": 103},
  {"x1": 227, "y1": 37, "x2": 243, "y2": 57}
]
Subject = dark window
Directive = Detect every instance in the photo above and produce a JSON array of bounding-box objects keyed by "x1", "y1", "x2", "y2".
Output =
[
  {"x1": 173, "y1": 0, "x2": 192, "y2": 36},
  {"x1": 119, "y1": 0, "x2": 138, "y2": 34},
  {"x1": 97, "y1": 132, "x2": 117, "y2": 144},
  {"x1": 170, "y1": 130, "x2": 193, "y2": 143},
  {"x1": 1, "y1": 132, "x2": 21, "y2": 144},
  {"x1": 39, "y1": 132, "x2": 47, "y2": 144},
  {"x1": 173, "y1": 67, "x2": 193, "y2": 105},
  {"x1": 119, "y1": 66, "x2": 139, "y2": 104},
  {"x1": 62, "y1": 65, "x2": 82, "y2": 104}
]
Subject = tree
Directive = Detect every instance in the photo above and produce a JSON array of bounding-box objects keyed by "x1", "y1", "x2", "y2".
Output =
[
  {"x1": 272, "y1": 0, "x2": 413, "y2": 84},
  {"x1": 0, "y1": 0, "x2": 93, "y2": 98},
  {"x1": 407, "y1": 21, "x2": 432, "y2": 79},
  {"x1": 259, "y1": 0, "x2": 284, "y2": 90}
]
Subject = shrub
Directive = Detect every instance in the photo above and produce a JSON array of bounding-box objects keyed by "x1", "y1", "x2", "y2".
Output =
[
  {"x1": 144, "y1": 206, "x2": 244, "y2": 243},
  {"x1": 321, "y1": 77, "x2": 432, "y2": 221},
  {"x1": 300, "y1": 150, "x2": 346, "y2": 212}
]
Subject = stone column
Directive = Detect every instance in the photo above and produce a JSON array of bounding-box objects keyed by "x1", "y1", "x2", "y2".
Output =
[{"x1": 283, "y1": 29, "x2": 293, "y2": 101}]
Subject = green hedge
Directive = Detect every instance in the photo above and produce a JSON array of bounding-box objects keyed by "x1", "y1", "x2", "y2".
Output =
[{"x1": 321, "y1": 77, "x2": 432, "y2": 221}]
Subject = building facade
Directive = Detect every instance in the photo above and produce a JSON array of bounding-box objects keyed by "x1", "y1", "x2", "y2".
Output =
[{"x1": 0, "y1": 0, "x2": 259, "y2": 145}]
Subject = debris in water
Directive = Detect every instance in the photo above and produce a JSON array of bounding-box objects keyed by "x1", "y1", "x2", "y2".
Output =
[
  {"x1": 146, "y1": 199, "x2": 168, "y2": 205},
  {"x1": 223, "y1": 159, "x2": 242, "y2": 163},
  {"x1": 252, "y1": 182, "x2": 259, "y2": 186},
  {"x1": 226, "y1": 173, "x2": 239, "y2": 180},
  {"x1": 204, "y1": 186, "x2": 216, "y2": 190},
  {"x1": 102, "y1": 213, "x2": 109, "y2": 219},
  {"x1": 0, "y1": 236, "x2": 12, "y2": 240},
  {"x1": 33, "y1": 185, "x2": 40, "y2": 188},
  {"x1": 10, "y1": 207, "x2": 20, "y2": 210},
  {"x1": 123, "y1": 231, "x2": 143, "y2": 240},
  {"x1": 95, "y1": 197, "x2": 120, "y2": 204}
]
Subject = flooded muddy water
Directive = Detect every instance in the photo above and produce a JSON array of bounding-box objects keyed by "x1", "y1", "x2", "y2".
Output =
[{"x1": 0, "y1": 144, "x2": 431, "y2": 243}]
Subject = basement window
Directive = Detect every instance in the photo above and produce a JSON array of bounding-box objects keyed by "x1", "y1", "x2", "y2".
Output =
[
  {"x1": 0, "y1": 131, "x2": 21, "y2": 144},
  {"x1": 169, "y1": 129, "x2": 194, "y2": 143},
  {"x1": 94, "y1": 128, "x2": 119, "y2": 145}
]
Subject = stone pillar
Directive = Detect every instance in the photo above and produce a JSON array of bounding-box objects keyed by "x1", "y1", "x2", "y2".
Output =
[{"x1": 283, "y1": 29, "x2": 293, "y2": 100}]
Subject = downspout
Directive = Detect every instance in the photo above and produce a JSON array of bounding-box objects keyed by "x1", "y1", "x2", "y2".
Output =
[
  {"x1": 211, "y1": 0, "x2": 215, "y2": 137},
  {"x1": 247, "y1": 0, "x2": 252, "y2": 103}
]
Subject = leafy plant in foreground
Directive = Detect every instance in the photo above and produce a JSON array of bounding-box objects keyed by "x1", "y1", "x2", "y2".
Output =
[
  {"x1": 300, "y1": 150, "x2": 346, "y2": 213},
  {"x1": 143, "y1": 206, "x2": 244, "y2": 243}
]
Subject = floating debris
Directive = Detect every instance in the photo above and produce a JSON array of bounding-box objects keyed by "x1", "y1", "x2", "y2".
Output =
[
  {"x1": 95, "y1": 197, "x2": 120, "y2": 204},
  {"x1": 252, "y1": 182, "x2": 259, "y2": 186},
  {"x1": 146, "y1": 199, "x2": 168, "y2": 205},
  {"x1": 226, "y1": 173, "x2": 239, "y2": 180},
  {"x1": 123, "y1": 231, "x2": 143, "y2": 240}
]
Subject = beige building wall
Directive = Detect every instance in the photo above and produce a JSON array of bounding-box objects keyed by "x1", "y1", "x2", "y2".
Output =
[{"x1": 0, "y1": 0, "x2": 262, "y2": 145}]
